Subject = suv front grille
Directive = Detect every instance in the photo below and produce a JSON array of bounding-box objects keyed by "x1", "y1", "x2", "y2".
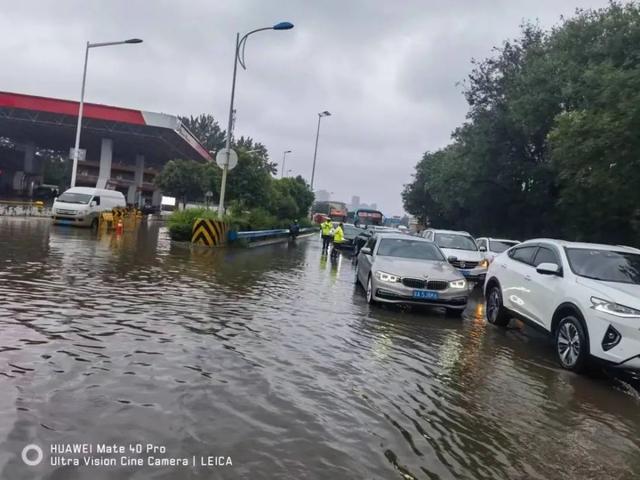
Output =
[{"x1": 450, "y1": 260, "x2": 478, "y2": 269}]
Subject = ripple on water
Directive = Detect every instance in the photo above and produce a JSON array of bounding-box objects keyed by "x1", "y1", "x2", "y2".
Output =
[{"x1": 0, "y1": 219, "x2": 638, "y2": 479}]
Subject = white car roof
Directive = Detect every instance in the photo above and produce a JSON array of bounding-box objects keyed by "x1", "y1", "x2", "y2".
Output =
[
  {"x1": 429, "y1": 229, "x2": 473, "y2": 236},
  {"x1": 375, "y1": 232, "x2": 432, "y2": 241},
  {"x1": 522, "y1": 238, "x2": 640, "y2": 254},
  {"x1": 63, "y1": 187, "x2": 124, "y2": 198},
  {"x1": 488, "y1": 238, "x2": 520, "y2": 243}
]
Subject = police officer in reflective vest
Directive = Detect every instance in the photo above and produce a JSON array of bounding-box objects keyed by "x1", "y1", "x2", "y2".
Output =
[
  {"x1": 320, "y1": 218, "x2": 333, "y2": 252},
  {"x1": 331, "y1": 222, "x2": 345, "y2": 259}
]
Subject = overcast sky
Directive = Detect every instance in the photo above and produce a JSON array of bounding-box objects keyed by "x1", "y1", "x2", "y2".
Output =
[{"x1": 1, "y1": 0, "x2": 611, "y2": 215}]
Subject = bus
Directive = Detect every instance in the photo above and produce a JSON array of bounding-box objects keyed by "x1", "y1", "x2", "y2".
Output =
[
  {"x1": 311, "y1": 200, "x2": 348, "y2": 223},
  {"x1": 354, "y1": 208, "x2": 384, "y2": 227}
]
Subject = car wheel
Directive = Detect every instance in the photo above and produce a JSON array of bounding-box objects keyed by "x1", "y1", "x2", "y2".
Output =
[
  {"x1": 486, "y1": 286, "x2": 509, "y2": 326},
  {"x1": 366, "y1": 275, "x2": 376, "y2": 305},
  {"x1": 91, "y1": 218, "x2": 99, "y2": 230},
  {"x1": 555, "y1": 316, "x2": 588, "y2": 372}
]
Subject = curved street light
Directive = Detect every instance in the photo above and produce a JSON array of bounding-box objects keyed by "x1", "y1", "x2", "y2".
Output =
[
  {"x1": 218, "y1": 22, "x2": 295, "y2": 215},
  {"x1": 70, "y1": 38, "x2": 143, "y2": 187},
  {"x1": 281, "y1": 150, "x2": 292, "y2": 178},
  {"x1": 310, "y1": 111, "x2": 331, "y2": 190}
]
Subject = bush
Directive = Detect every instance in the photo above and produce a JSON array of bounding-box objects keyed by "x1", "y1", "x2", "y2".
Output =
[
  {"x1": 226, "y1": 208, "x2": 279, "y2": 231},
  {"x1": 168, "y1": 223, "x2": 194, "y2": 242},
  {"x1": 166, "y1": 206, "x2": 314, "y2": 242},
  {"x1": 167, "y1": 208, "x2": 219, "y2": 241}
]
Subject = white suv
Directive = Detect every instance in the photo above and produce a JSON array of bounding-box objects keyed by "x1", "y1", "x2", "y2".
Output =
[
  {"x1": 475, "y1": 237, "x2": 520, "y2": 263},
  {"x1": 422, "y1": 229, "x2": 488, "y2": 282},
  {"x1": 484, "y1": 239, "x2": 640, "y2": 372}
]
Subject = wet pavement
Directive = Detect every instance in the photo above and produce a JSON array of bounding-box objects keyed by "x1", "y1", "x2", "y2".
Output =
[{"x1": 0, "y1": 217, "x2": 639, "y2": 479}]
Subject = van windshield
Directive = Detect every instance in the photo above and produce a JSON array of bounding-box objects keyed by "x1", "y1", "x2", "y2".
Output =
[{"x1": 57, "y1": 193, "x2": 92, "y2": 204}]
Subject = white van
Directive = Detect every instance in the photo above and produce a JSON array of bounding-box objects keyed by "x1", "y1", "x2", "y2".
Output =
[{"x1": 52, "y1": 187, "x2": 126, "y2": 228}]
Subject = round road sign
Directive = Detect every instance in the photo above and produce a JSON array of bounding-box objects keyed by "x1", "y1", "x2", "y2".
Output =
[{"x1": 216, "y1": 148, "x2": 238, "y2": 171}]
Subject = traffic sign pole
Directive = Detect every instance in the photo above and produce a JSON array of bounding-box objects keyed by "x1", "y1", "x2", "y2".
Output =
[{"x1": 216, "y1": 148, "x2": 237, "y2": 216}]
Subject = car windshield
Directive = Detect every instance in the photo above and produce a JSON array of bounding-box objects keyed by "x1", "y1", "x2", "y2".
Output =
[
  {"x1": 565, "y1": 248, "x2": 640, "y2": 284},
  {"x1": 490, "y1": 240, "x2": 518, "y2": 253},
  {"x1": 435, "y1": 233, "x2": 478, "y2": 251},
  {"x1": 377, "y1": 239, "x2": 445, "y2": 261},
  {"x1": 56, "y1": 193, "x2": 92, "y2": 204},
  {"x1": 343, "y1": 225, "x2": 362, "y2": 237}
]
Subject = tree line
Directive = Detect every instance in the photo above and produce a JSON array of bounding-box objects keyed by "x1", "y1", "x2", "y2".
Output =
[
  {"x1": 402, "y1": 2, "x2": 640, "y2": 245},
  {"x1": 155, "y1": 114, "x2": 314, "y2": 223}
]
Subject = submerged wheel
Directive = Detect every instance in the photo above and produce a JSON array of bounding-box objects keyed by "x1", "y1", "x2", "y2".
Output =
[
  {"x1": 555, "y1": 316, "x2": 588, "y2": 372},
  {"x1": 366, "y1": 275, "x2": 376, "y2": 304},
  {"x1": 91, "y1": 218, "x2": 99, "y2": 230},
  {"x1": 486, "y1": 285, "x2": 509, "y2": 326}
]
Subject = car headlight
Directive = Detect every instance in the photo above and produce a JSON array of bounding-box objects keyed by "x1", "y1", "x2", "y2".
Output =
[
  {"x1": 449, "y1": 279, "x2": 467, "y2": 289},
  {"x1": 591, "y1": 297, "x2": 640, "y2": 318},
  {"x1": 479, "y1": 259, "x2": 489, "y2": 268},
  {"x1": 375, "y1": 271, "x2": 401, "y2": 283}
]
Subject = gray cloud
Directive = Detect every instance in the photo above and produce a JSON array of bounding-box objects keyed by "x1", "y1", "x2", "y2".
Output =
[{"x1": 0, "y1": 0, "x2": 611, "y2": 215}]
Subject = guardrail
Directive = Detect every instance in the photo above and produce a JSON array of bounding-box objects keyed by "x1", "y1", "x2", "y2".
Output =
[
  {"x1": 0, "y1": 201, "x2": 51, "y2": 217},
  {"x1": 229, "y1": 227, "x2": 317, "y2": 243}
]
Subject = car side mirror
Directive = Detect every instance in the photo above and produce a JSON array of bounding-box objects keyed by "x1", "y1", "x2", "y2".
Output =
[
  {"x1": 536, "y1": 262, "x2": 561, "y2": 276},
  {"x1": 90, "y1": 201, "x2": 97, "y2": 207},
  {"x1": 361, "y1": 247, "x2": 372, "y2": 256},
  {"x1": 479, "y1": 246, "x2": 487, "y2": 252},
  {"x1": 447, "y1": 256, "x2": 458, "y2": 263}
]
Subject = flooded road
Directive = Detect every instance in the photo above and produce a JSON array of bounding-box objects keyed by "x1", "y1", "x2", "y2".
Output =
[{"x1": 0, "y1": 217, "x2": 639, "y2": 479}]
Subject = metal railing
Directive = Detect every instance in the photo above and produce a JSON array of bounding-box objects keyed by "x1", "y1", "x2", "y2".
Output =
[
  {"x1": 0, "y1": 201, "x2": 52, "y2": 217},
  {"x1": 230, "y1": 227, "x2": 317, "y2": 242}
]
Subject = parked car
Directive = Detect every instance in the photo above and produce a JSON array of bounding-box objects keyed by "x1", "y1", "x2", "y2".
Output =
[
  {"x1": 332, "y1": 222, "x2": 364, "y2": 250},
  {"x1": 32, "y1": 184, "x2": 60, "y2": 201},
  {"x1": 52, "y1": 187, "x2": 126, "y2": 228},
  {"x1": 484, "y1": 239, "x2": 640, "y2": 372},
  {"x1": 475, "y1": 237, "x2": 520, "y2": 263},
  {"x1": 356, "y1": 233, "x2": 469, "y2": 314},
  {"x1": 421, "y1": 229, "x2": 488, "y2": 283}
]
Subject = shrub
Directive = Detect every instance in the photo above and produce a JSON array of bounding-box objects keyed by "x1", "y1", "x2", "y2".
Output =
[{"x1": 167, "y1": 208, "x2": 219, "y2": 241}]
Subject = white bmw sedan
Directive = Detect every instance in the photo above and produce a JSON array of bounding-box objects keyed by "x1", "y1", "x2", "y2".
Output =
[{"x1": 484, "y1": 239, "x2": 640, "y2": 372}]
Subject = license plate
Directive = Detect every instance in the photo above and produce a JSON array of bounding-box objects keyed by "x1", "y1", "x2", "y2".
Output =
[
  {"x1": 55, "y1": 219, "x2": 74, "y2": 225},
  {"x1": 413, "y1": 290, "x2": 439, "y2": 300}
]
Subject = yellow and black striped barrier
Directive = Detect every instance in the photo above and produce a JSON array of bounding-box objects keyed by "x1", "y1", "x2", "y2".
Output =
[{"x1": 192, "y1": 218, "x2": 229, "y2": 247}]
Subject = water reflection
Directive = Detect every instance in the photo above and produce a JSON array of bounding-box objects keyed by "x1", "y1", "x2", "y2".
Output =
[{"x1": 0, "y1": 218, "x2": 638, "y2": 480}]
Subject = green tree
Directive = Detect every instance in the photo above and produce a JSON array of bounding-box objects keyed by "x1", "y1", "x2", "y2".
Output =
[
  {"x1": 234, "y1": 137, "x2": 277, "y2": 174},
  {"x1": 41, "y1": 151, "x2": 71, "y2": 188},
  {"x1": 155, "y1": 159, "x2": 204, "y2": 208},
  {"x1": 180, "y1": 114, "x2": 226, "y2": 153},
  {"x1": 222, "y1": 149, "x2": 272, "y2": 209},
  {"x1": 403, "y1": 2, "x2": 640, "y2": 245},
  {"x1": 270, "y1": 176, "x2": 315, "y2": 220}
]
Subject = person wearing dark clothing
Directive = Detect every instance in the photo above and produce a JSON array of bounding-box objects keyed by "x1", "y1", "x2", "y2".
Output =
[{"x1": 289, "y1": 220, "x2": 300, "y2": 240}]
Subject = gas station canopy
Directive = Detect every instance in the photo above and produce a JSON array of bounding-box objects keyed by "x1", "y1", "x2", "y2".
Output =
[{"x1": 0, "y1": 91, "x2": 213, "y2": 167}]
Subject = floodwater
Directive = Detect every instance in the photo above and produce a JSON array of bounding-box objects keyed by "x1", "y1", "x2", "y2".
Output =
[{"x1": 0, "y1": 217, "x2": 639, "y2": 480}]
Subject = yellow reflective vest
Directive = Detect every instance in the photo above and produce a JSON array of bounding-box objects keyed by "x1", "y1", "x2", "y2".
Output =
[
  {"x1": 333, "y1": 225, "x2": 344, "y2": 243},
  {"x1": 321, "y1": 221, "x2": 333, "y2": 236}
]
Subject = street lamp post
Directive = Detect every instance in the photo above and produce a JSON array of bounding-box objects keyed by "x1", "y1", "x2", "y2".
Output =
[
  {"x1": 310, "y1": 111, "x2": 331, "y2": 190},
  {"x1": 218, "y1": 22, "x2": 294, "y2": 216},
  {"x1": 281, "y1": 150, "x2": 292, "y2": 178},
  {"x1": 70, "y1": 38, "x2": 143, "y2": 188}
]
